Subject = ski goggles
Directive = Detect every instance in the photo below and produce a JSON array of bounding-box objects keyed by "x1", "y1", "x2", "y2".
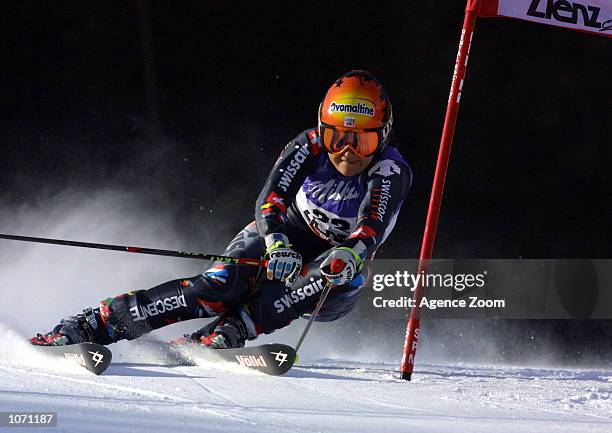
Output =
[{"x1": 318, "y1": 122, "x2": 383, "y2": 158}]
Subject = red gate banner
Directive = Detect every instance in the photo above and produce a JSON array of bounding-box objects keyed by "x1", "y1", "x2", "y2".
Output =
[{"x1": 472, "y1": 0, "x2": 612, "y2": 38}]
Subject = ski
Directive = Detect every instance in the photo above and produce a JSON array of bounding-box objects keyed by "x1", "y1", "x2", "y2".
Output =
[
  {"x1": 168, "y1": 343, "x2": 296, "y2": 376},
  {"x1": 30, "y1": 342, "x2": 112, "y2": 375}
]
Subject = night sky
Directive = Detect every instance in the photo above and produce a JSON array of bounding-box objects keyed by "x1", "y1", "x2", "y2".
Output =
[{"x1": 1, "y1": 1, "x2": 611, "y2": 360}]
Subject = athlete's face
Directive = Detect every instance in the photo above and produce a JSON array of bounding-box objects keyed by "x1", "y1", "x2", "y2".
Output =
[{"x1": 328, "y1": 147, "x2": 374, "y2": 176}]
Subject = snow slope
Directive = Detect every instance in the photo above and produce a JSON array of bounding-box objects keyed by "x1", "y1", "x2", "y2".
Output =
[
  {"x1": 2, "y1": 189, "x2": 610, "y2": 432},
  {"x1": 1, "y1": 344, "x2": 611, "y2": 433}
]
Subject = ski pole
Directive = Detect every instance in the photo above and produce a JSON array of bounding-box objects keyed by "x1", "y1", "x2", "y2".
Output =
[
  {"x1": 295, "y1": 259, "x2": 343, "y2": 352},
  {"x1": 295, "y1": 279, "x2": 334, "y2": 352},
  {"x1": 0, "y1": 233, "x2": 267, "y2": 267}
]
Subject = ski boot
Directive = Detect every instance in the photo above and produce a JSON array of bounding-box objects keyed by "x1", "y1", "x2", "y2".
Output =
[
  {"x1": 173, "y1": 307, "x2": 257, "y2": 349},
  {"x1": 30, "y1": 307, "x2": 111, "y2": 346}
]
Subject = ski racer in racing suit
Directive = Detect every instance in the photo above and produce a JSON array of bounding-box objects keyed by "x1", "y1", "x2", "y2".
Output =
[{"x1": 31, "y1": 70, "x2": 412, "y2": 349}]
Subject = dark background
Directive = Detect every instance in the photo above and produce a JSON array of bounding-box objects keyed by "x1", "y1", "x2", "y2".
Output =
[{"x1": 1, "y1": 1, "x2": 610, "y2": 364}]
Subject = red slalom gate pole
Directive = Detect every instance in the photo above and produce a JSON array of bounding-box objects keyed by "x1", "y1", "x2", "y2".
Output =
[{"x1": 400, "y1": 1, "x2": 480, "y2": 380}]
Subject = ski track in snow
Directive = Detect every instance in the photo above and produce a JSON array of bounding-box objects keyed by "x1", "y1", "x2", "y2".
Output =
[{"x1": 0, "y1": 354, "x2": 611, "y2": 433}]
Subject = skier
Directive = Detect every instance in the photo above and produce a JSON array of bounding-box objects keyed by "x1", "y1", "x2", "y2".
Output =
[{"x1": 31, "y1": 70, "x2": 412, "y2": 349}]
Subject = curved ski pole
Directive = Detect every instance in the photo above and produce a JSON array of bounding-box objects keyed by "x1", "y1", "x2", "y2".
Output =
[
  {"x1": 0, "y1": 233, "x2": 267, "y2": 267},
  {"x1": 295, "y1": 278, "x2": 335, "y2": 353}
]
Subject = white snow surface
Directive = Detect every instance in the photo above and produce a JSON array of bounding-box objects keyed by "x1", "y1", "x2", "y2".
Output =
[
  {"x1": 1, "y1": 195, "x2": 611, "y2": 432},
  {"x1": 1, "y1": 334, "x2": 611, "y2": 433}
]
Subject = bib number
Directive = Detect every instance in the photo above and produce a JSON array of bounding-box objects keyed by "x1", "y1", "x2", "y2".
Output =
[{"x1": 302, "y1": 208, "x2": 351, "y2": 244}]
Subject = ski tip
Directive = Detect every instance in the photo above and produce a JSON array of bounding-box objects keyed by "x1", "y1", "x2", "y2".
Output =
[
  {"x1": 171, "y1": 342, "x2": 297, "y2": 376},
  {"x1": 30, "y1": 342, "x2": 113, "y2": 375}
]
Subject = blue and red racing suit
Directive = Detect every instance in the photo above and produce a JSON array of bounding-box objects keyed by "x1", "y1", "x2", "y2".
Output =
[{"x1": 98, "y1": 129, "x2": 411, "y2": 341}]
